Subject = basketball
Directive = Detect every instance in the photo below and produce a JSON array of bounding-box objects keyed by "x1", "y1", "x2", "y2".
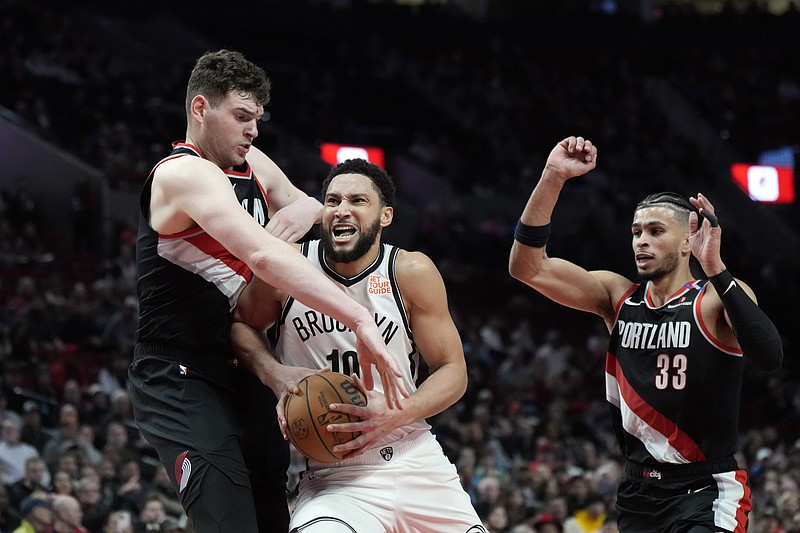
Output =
[{"x1": 284, "y1": 371, "x2": 367, "y2": 463}]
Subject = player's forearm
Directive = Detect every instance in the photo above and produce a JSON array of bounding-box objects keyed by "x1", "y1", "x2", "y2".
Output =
[
  {"x1": 230, "y1": 321, "x2": 284, "y2": 391},
  {"x1": 249, "y1": 248, "x2": 372, "y2": 331},
  {"x1": 709, "y1": 270, "x2": 783, "y2": 372},
  {"x1": 400, "y1": 361, "x2": 467, "y2": 423},
  {"x1": 509, "y1": 169, "x2": 566, "y2": 279},
  {"x1": 519, "y1": 167, "x2": 568, "y2": 225}
]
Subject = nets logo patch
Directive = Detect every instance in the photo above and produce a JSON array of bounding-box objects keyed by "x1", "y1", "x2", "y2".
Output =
[
  {"x1": 380, "y1": 446, "x2": 394, "y2": 461},
  {"x1": 368, "y1": 275, "x2": 392, "y2": 295}
]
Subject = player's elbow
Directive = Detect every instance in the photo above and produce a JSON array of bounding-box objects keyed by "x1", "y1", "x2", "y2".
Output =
[
  {"x1": 508, "y1": 248, "x2": 543, "y2": 284},
  {"x1": 741, "y1": 324, "x2": 784, "y2": 373},
  {"x1": 751, "y1": 342, "x2": 783, "y2": 373}
]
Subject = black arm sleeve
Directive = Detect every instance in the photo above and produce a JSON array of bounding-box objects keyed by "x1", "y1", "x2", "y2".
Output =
[{"x1": 709, "y1": 269, "x2": 783, "y2": 372}]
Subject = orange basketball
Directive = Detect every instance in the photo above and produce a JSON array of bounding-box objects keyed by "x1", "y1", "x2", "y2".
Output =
[{"x1": 284, "y1": 371, "x2": 367, "y2": 463}]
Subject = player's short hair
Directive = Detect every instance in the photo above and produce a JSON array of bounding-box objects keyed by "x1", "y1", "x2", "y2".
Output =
[
  {"x1": 185, "y1": 49, "x2": 271, "y2": 115},
  {"x1": 322, "y1": 159, "x2": 396, "y2": 207},
  {"x1": 635, "y1": 191, "x2": 694, "y2": 227}
]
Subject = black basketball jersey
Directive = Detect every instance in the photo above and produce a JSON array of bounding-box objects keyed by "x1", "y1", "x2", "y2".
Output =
[
  {"x1": 135, "y1": 143, "x2": 270, "y2": 354},
  {"x1": 606, "y1": 279, "x2": 745, "y2": 466}
]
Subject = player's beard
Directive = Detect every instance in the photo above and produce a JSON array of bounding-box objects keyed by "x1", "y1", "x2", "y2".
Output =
[
  {"x1": 638, "y1": 248, "x2": 681, "y2": 282},
  {"x1": 321, "y1": 218, "x2": 381, "y2": 264}
]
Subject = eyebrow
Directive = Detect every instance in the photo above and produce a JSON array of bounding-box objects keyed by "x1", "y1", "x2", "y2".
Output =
[
  {"x1": 631, "y1": 219, "x2": 668, "y2": 228},
  {"x1": 233, "y1": 106, "x2": 263, "y2": 119}
]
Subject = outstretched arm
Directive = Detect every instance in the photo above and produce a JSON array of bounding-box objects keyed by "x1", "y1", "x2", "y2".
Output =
[
  {"x1": 508, "y1": 136, "x2": 629, "y2": 328},
  {"x1": 689, "y1": 193, "x2": 783, "y2": 372},
  {"x1": 155, "y1": 156, "x2": 409, "y2": 407},
  {"x1": 247, "y1": 145, "x2": 322, "y2": 243}
]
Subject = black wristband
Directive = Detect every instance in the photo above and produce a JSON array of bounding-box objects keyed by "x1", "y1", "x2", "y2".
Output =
[
  {"x1": 708, "y1": 269, "x2": 783, "y2": 372},
  {"x1": 514, "y1": 221, "x2": 551, "y2": 248},
  {"x1": 708, "y1": 268, "x2": 735, "y2": 294}
]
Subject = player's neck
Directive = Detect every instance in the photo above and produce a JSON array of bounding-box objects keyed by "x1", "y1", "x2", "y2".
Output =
[
  {"x1": 646, "y1": 265, "x2": 694, "y2": 306},
  {"x1": 326, "y1": 242, "x2": 382, "y2": 279}
]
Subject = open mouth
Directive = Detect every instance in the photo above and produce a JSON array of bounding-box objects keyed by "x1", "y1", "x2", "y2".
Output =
[
  {"x1": 332, "y1": 224, "x2": 357, "y2": 242},
  {"x1": 635, "y1": 252, "x2": 654, "y2": 266}
]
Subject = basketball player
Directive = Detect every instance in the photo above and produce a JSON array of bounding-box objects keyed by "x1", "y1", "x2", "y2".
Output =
[
  {"x1": 508, "y1": 136, "x2": 783, "y2": 532},
  {"x1": 232, "y1": 159, "x2": 486, "y2": 532},
  {"x1": 131, "y1": 50, "x2": 408, "y2": 533}
]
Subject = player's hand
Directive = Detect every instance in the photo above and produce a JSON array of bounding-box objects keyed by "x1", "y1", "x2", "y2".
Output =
[
  {"x1": 354, "y1": 321, "x2": 410, "y2": 410},
  {"x1": 266, "y1": 196, "x2": 322, "y2": 243},
  {"x1": 544, "y1": 136, "x2": 598, "y2": 182},
  {"x1": 274, "y1": 365, "x2": 322, "y2": 440},
  {"x1": 328, "y1": 374, "x2": 402, "y2": 457},
  {"x1": 689, "y1": 192, "x2": 726, "y2": 276}
]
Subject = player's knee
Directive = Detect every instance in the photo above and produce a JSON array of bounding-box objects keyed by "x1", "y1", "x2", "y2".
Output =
[
  {"x1": 188, "y1": 466, "x2": 258, "y2": 533},
  {"x1": 290, "y1": 517, "x2": 358, "y2": 533}
]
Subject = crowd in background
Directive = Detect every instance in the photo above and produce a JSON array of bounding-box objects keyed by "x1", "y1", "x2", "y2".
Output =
[{"x1": 1, "y1": 1, "x2": 799, "y2": 532}]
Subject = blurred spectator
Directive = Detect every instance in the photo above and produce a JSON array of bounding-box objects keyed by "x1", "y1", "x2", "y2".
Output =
[
  {"x1": 475, "y1": 474, "x2": 505, "y2": 520},
  {"x1": 76, "y1": 477, "x2": 110, "y2": 533},
  {"x1": 485, "y1": 503, "x2": 510, "y2": 533},
  {"x1": 20, "y1": 401, "x2": 51, "y2": 453},
  {"x1": 52, "y1": 470, "x2": 76, "y2": 498},
  {"x1": 0, "y1": 418, "x2": 42, "y2": 485},
  {"x1": 531, "y1": 512, "x2": 563, "y2": 533},
  {"x1": 563, "y1": 493, "x2": 606, "y2": 533},
  {"x1": 42, "y1": 404, "x2": 81, "y2": 473},
  {"x1": 102, "y1": 510, "x2": 133, "y2": 533},
  {"x1": 132, "y1": 493, "x2": 166, "y2": 533},
  {"x1": 14, "y1": 493, "x2": 53, "y2": 533},
  {"x1": 112, "y1": 456, "x2": 148, "y2": 515},
  {"x1": 0, "y1": 483, "x2": 23, "y2": 532},
  {"x1": 7, "y1": 456, "x2": 49, "y2": 510},
  {"x1": 75, "y1": 425, "x2": 103, "y2": 467},
  {"x1": 145, "y1": 467, "x2": 182, "y2": 523},
  {"x1": 0, "y1": 393, "x2": 23, "y2": 427},
  {"x1": 53, "y1": 494, "x2": 90, "y2": 533}
]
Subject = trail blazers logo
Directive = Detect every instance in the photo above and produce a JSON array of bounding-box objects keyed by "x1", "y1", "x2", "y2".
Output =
[
  {"x1": 380, "y1": 446, "x2": 394, "y2": 461},
  {"x1": 175, "y1": 451, "x2": 192, "y2": 493}
]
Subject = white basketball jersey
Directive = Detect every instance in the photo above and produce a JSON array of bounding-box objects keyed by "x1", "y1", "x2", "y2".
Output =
[{"x1": 268, "y1": 240, "x2": 429, "y2": 435}]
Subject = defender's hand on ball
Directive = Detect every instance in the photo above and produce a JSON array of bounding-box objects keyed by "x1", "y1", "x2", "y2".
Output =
[{"x1": 328, "y1": 373, "x2": 403, "y2": 458}]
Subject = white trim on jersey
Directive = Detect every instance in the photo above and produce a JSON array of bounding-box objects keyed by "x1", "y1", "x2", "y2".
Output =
[
  {"x1": 157, "y1": 236, "x2": 248, "y2": 310},
  {"x1": 617, "y1": 392, "x2": 692, "y2": 464}
]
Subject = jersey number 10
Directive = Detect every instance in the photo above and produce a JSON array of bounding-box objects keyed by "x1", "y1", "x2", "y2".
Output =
[{"x1": 326, "y1": 349, "x2": 361, "y2": 377}]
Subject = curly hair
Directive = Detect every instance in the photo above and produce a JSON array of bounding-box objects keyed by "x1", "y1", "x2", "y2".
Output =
[
  {"x1": 321, "y1": 159, "x2": 396, "y2": 207},
  {"x1": 185, "y1": 49, "x2": 271, "y2": 115}
]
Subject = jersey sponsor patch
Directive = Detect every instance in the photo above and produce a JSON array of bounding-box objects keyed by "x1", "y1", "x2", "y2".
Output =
[{"x1": 368, "y1": 274, "x2": 392, "y2": 295}]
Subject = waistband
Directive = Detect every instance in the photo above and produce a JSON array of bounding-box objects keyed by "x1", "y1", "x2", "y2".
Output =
[
  {"x1": 133, "y1": 343, "x2": 237, "y2": 375},
  {"x1": 625, "y1": 457, "x2": 739, "y2": 482},
  {"x1": 308, "y1": 429, "x2": 431, "y2": 470}
]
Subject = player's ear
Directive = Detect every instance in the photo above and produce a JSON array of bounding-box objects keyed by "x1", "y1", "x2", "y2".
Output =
[
  {"x1": 190, "y1": 95, "x2": 209, "y2": 122},
  {"x1": 380, "y1": 206, "x2": 393, "y2": 228}
]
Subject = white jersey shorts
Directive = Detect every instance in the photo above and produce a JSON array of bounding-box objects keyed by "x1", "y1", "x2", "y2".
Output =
[{"x1": 289, "y1": 430, "x2": 486, "y2": 533}]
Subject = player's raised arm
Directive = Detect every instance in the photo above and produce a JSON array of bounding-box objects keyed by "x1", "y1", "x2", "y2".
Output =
[{"x1": 509, "y1": 136, "x2": 630, "y2": 327}]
